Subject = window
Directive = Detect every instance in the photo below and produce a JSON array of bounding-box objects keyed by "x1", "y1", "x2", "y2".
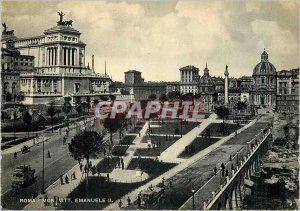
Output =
[
  {"x1": 261, "y1": 77, "x2": 265, "y2": 84},
  {"x1": 74, "y1": 83, "x2": 80, "y2": 93}
]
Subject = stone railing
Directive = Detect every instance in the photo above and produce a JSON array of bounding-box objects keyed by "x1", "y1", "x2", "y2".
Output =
[{"x1": 204, "y1": 127, "x2": 271, "y2": 210}]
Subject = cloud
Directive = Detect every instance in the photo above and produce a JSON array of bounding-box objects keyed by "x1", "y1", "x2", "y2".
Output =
[{"x1": 2, "y1": 0, "x2": 299, "y2": 82}]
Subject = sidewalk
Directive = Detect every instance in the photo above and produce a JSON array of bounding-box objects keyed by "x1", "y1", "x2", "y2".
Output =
[
  {"x1": 24, "y1": 158, "x2": 102, "y2": 210},
  {"x1": 159, "y1": 113, "x2": 217, "y2": 162}
]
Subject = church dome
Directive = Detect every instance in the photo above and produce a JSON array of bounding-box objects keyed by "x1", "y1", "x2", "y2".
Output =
[{"x1": 253, "y1": 49, "x2": 276, "y2": 76}]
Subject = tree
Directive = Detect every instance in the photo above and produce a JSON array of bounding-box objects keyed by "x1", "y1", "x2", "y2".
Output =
[
  {"x1": 23, "y1": 111, "x2": 32, "y2": 138},
  {"x1": 76, "y1": 105, "x2": 83, "y2": 117},
  {"x1": 99, "y1": 95, "x2": 109, "y2": 101},
  {"x1": 148, "y1": 94, "x2": 157, "y2": 101},
  {"x1": 5, "y1": 92, "x2": 12, "y2": 102},
  {"x1": 103, "y1": 113, "x2": 125, "y2": 145},
  {"x1": 215, "y1": 106, "x2": 229, "y2": 119},
  {"x1": 62, "y1": 96, "x2": 72, "y2": 129},
  {"x1": 68, "y1": 131, "x2": 104, "y2": 190},
  {"x1": 159, "y1": 94, "x2": 168, "y2": 102},
  {"x1": 86, "y1": 97, "x2": 91, "y2": 113},
  {"x1": 48, "y1": 104, "x2": 56, "y2": 133},
  {"x1": 236, "y1": 101, "x2": 247, "y2": 110},
  {"x1": 167, "y1": 90, "x2": 181, "y2": 100},
  {"x1": 56, "y1": 108, "x2": 61, "y2": 119},
  {"x1": 215, "y1": 106, "x2": 229, "y2": 133}
]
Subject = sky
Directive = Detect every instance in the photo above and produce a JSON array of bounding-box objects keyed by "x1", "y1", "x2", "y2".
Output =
[{"x1": 2, "y1": 0, "x2": 299, "y2": 82}]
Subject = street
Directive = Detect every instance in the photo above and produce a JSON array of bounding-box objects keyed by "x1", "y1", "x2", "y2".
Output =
[{"x1": 1, "y1": 116, "x2": 126, "y2": 209}]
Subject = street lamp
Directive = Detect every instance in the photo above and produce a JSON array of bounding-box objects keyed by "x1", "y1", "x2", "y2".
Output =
[
  {"x1": 191, "y1": 189, "x2": 196, "y2": 210},
  {"x1": 41, "y1": 137, "x2": 45, "y2": 194}
]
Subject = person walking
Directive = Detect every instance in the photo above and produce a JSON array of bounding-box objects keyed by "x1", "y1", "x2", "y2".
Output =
[
  {"x1": 72, "y1": 171, "x2": 76, "y2": 180},
  {"x1": 80, "y1": 163, "x2": 83, "y2": 172},
  {"x1": 121, "y1": 161, "x2": 124, "y2": 170},
  {"x1": 127, "y1": 196, "x2": 131, "y2": 205},
  {"x1": 47, "y1": 150, "x2": 51, "y2": 158},
  {"x1": 221, "y1": 163, "x2": 225, "y2": 176},
  {"x1": 118, "y1": 199, "x2": 123, "y2": 208},
  {"x1": 214, "y1": 167, "x2": 217, "y2": 176},
  {"x1": 14, "y1": 152, "x2": 17, "y2": 159},
  {"x1": 137, "y1": 194, "x2": 141, "y2": 207}
]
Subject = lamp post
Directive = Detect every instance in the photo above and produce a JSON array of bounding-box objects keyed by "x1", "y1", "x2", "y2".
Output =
[
  {"x1": 41, "y1": 137, "x2": 45, "y2": 194},
  {"x1": 191, "y1": 189, "x2": 196, "y2": 210}
]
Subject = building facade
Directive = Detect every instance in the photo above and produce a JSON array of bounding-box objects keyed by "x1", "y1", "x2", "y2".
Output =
[
  {"x1": 250, "y1": 50, "x2": 276, "y2": 106},
  {"x1": 1, "y1": 28, "x2": 34, "y2": 102},
  {"x1": 276, "y1": 69, "x2": 299, "y2": 114},
  {"x1": 6, "y1": 13, "x2": 112, "y2": 105},
  {"x1": 124, "y1": 70, "x2": 144, "y2": 85},
  {"x1": 179, "y1": 65, "x2": 199, "y2": 94},
  {"x1": 198, "y1": 64, "x2": 215, "y2": 103}
]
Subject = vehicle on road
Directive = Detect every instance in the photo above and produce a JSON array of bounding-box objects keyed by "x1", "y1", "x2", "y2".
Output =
[
  {"x1": 11, "y1": 165, "x2": 35, "y2": 190},
  {"x1": 21, "y1": 145, "x2": 30, "y2": 154}
]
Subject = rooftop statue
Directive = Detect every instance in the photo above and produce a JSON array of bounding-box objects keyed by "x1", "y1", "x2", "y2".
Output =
[
  {"x1": 57, "y1": 11, "x2": 73, "y2": 27},
  {"x1": 2, "y1": 22, "x2": 14, "y2": 35},
  {"x1": 2, "y1": 22, "x2": 7, "y2": 32},
  {"x1": 57, "y1": 11, "x2": 65, "y2": 23}
]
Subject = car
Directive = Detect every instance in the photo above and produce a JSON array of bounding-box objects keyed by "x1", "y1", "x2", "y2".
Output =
[{"x1": 21, "y1": 145, "x2": 30, "y2": 154}]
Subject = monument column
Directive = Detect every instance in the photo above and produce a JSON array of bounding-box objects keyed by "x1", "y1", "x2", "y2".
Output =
[{"x1": 224, "y1": 65, "x2": 229, "y2": 105}]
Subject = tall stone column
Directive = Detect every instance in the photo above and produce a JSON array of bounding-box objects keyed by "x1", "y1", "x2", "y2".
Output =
[{"x1": 224, "y1": 65, "x2": 229, "y2": 105}]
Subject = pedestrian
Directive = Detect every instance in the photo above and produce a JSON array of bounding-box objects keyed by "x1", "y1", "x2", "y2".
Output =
[
  {"x1": 107, "y1": 173, "x2": 110, "y2": 182},
  {"x1": 80, "y1": 163, "x2": 83, "y2": 172},
  {"x1": 47, "y1": 150, "x2": 51, "y2": 158},
  {"x1": 97, "y1": 166, "x2": 101, "y2": 176},
  {"x1": 117, "y1": 160, "x2": 120, "y2": 168},
  {"x1": 137, "y1": 194, "x2": 141, "y2": 207},
  {"x1": 65, "y1": 175, "x2": 69, "y2": 184},
  {"x1": 127, "y1": 196, "x2": 131, "y2": 205},
  {"x1": 139, "y1": 132, "x2": 141, "y2": 137},
  {"x1": 84, "y1": 164, "x2": 88, "y2": 173},
  {"x1": 221, "y1": 163, "x2": 225, "y2": 176},
  {"x1": 229, "y1": 154, "x2": 232, "y2": 161},
  {"x1": 118, "y1": 199, "x2": 123, "y2": 208},
  {"x1": 214, "y1": 167, "x2": 217, "y2": 176},
  {"x1": 121, "y1": 161, "x2": 124, "y2": 170},
  {"x1": 169, "y1": 180, "x2": 173, "y2": 188},
  {"x1": 60, "y1": 175, "x2": 64, "y2": 185},
  {"x1": 235, "y1": 131, "x2": 237, "y2": 137},
  {"x1": 72, "y1": 171, "x2": 76, "y2": 180},
  {"x1": 44, "y1": 195, "x2": 48, "y2": 206},
  {"x1": 14, "y1": 152, "x2": 17, "y2": 159}
]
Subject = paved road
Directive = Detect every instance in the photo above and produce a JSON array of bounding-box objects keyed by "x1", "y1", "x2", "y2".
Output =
[{"x1": 1, "y1": 117, "x2": 134, "y2": 210}]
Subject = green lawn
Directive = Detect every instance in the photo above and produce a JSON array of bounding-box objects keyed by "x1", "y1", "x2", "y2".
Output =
[
  {"x1": 129, "y1": 126, "x2": 143, "y2": 134},
  {"x1": 1, "y1": 137, "x2": 35, "y2": 150},
  {"x1": 150, "y1": 121, "x2": 200, "y2": 135},
  {"x1": 2, "y1": 137, "x2": 16, "y2": 143},
  {"x1": 119, "y1": 135, "x2": 136, "y2": 145},
  {"x1": 135, "y1": 136, "x2": 180, "y2": 157},
  {"x1": 201, "y1": 123, "x2": 242, "y2": 137},
  {"x1": 112, "y1": 145, "x2": 129, "y2": 156},
  {"x1": 178, "y1": 137, "x2": 220, "y2": 158},
  {"x1": 96, "y1": 157, "x2": 119, "y2": 173},
  {"x1": 127, "y1": 158, "x2": 177, "y2": 178},
  {"x1": 60, "y1": 177, "x2": 144, "y2": 210}
]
